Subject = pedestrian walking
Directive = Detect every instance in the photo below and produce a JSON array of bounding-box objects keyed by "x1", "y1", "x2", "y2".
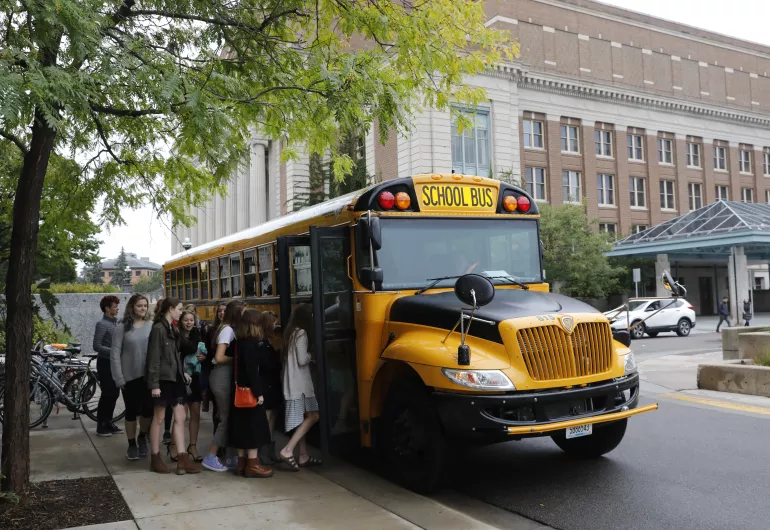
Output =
[
  {"x1": 716, "y1": 296, "x2": 731, "y2": 332},
  {"x1": 202, "y1": 299, "x2": 245, "y2": 472},
  {"x1": 743, "y1": 298, "x2": 753, "y2": 327},
  {"x1": 229, "y1": 309, "x2": 274, "y2": 478},
  {"x1": 93, "y1": 295, "x2": 123, "y2": 437},
  {"x1": 110, "y1": 294, "x2": 153, "y2": 460},
  {"x1": 146, "y1": 297, "x2": 201, "y2": 475},
  {"x1": 278, "y1": 304, "x2": 322, "y2": 470}
]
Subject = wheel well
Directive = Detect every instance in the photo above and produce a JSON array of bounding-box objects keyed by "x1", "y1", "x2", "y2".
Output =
[
  {"x1": 678, "y1": 317, "x2": 692, "y2": 324},
  {"x1": 369, "y1": 361, "x2": 424, "y2": 422}
]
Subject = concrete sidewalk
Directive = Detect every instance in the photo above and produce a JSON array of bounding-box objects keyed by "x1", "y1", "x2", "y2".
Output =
[{"x1": 18, "y1": 411, "x2": 545, "y2": 530}]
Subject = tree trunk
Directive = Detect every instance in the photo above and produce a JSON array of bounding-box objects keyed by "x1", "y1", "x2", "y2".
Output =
[{"x1": 1, "y1": 111, "x2": 57, "y2": 494}]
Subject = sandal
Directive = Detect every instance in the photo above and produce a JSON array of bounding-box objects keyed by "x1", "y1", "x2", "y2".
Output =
[
  {"x1": 278, "y1": 452, "x2": 299, "y2": 472},
  {"x1": 298, "y1": 455, "x2": 322, "y2": 467},
  {"x1": 187, "y1": 443, "x2": 203, "y2": 462},
  {"x1": 166, "y1": 442, "x2": 178, "y2": 462}
]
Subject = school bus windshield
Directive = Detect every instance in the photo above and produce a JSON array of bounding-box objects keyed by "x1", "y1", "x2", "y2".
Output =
[{"x1": 363, "y1": 218, "x2": 542, "y2": 290}]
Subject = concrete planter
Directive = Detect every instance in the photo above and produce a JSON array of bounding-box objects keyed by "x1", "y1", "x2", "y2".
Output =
[
  {"x1": 738, "y1": 332, "x2": 770, "y2": 361},
  {"x1": 698, "y1": 360, "x2": 770, "y2": 398},
  {"x1": 722, "y1": 326, "x2": 770, "y2": 360}
]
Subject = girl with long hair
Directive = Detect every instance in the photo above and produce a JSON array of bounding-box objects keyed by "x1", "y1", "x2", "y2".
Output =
[
  {"x1": 278, "y1": 304, "x2": 321, "y2": 470},
  {"x1": 110, "y1": 294, "x2": 153, "y2": 461},
  {"x1": 202, "y1": 299, "x2": 246, "y2": 472},
  {"x1": 229, "y1": 309, "x2": 273, "y2": 478},
  {"x1": 146, "y1": 297, "x2": 201, "y2": 475},
  {"x1": 202, "y1": 303, "x2": 226, "y2": 417}
]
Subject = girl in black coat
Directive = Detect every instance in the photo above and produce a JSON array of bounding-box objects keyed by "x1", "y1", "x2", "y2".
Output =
[
  {"x1": 258, "y1": 312, "x2": 283, "y2": 465},
  {"x1": 228, "y1": 309, "x2": 273, "y2": 478}
]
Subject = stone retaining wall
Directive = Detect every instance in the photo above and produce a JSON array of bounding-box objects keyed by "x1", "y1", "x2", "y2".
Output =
[
  {"x1": 698, "y1": 361, "x2": 770, "y2": 398},
  {"x1": 722, "y1": 326, "x2": 770, "y2": 360}
]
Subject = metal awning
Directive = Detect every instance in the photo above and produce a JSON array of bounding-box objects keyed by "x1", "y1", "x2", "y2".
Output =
[{"x1": 607, "y1": 201, "x2": 770, "y2": 260}]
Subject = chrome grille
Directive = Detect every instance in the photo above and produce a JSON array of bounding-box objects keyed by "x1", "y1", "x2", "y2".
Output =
[{"x1": 516, "y1": 322, "x2": 613, "y2": 381}]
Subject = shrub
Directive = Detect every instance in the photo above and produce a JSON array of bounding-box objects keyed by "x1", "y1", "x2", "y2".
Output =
[
  {"x1": 754, "y1": 350, "x2": 770, "y2": 367},
  {"x1": 35, "y1": 283, "x2": 120, "y2": 294}
]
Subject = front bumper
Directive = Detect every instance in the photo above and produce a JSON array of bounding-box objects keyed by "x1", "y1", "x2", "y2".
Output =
[{"x1": 432, "y1": 373, "x2": 655, "y2": 438}]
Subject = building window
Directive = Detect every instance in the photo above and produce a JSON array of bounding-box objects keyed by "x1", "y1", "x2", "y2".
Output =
[
  {"x1": 135, "y1": 270, "x2": 141, "y2": 277},
  {"x1": 714, "y1": 146, "x2": 727, "y2": 171},
  {"x1": 523, "y1": 118, "x2": 544, "y2": 149},
  {"x1": 686, "y1": 142, "x2": 701, "y2": 168},
  {"x1": 764, "y1": 152, "x2": 770, "y2": 176},
  {"x1": 597, "y1": 174, "x2": 615, "y2": 206},
  {"x1": 599, "y1": 223, "x2": 617, "y2": 236},
  {"x1": 660, "y1": 180, "x2": 676, "y2": 210},
  {"x1": 627, "y1": 134, "x2": 644, "y2": 161},
  {"x1": 658, "y1": 138, "x2": 673, "y2": 164},
  {"x1": 688, "y1": 183, "x2": 703, "y2": 211},
  {"x1": 632, "y1": 225, "x2": 648, "y2": 234},
  {"x1": 742, "y1": 187, "x2": 754, "y2": 203},
  {"x1": 562, "y1": 170, "x2": 582, "y2": 203},
  {"x1": 715, "y1": 185, "x2": 729, "y2": 201},
  {"x1": 756, "y1": 277, "x2": 764, "y2": 290},
  {"x1": 525, "y1": 167, "x2": 547, "y2": 201},
  {"x1": 629, "y1": 177, "x2": 646, "y2": 208},
  {"x1": 595, "y1": 130, "x2": 613, "y2": 157},
  {"x1": 740, "y1": 149, "x2": 752, "y2": 173},
  {"x1": 560, "y1": 125, "x2": 580, "y2": 153},
  {"x1": 451, "y1": 109, "x2": 490, "y2": 176},
  {"x1": 108, "y1": 271, "x2": 114, "y2": 277}
]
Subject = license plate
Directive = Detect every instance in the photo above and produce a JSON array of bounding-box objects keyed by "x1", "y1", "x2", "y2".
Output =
[{"x1": 565, "y1": 424, "x2": 592, "y2": 439}]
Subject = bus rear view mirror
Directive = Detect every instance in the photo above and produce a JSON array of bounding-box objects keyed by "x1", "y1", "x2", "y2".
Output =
[
  {"x1": 454, "y1": 274, "x2": 495, "y2": 308},
  {"x1": 359, "y1": 215, "x2": 382, "y2": 251},
  {"x1": 612, "y1": 329, "x2": 631, "y2": 347},
  {"x1": 360, "y1": 267, "x2": 383, "y2": 284},
  {"x1": 661, "y1": 270, "x2": 686, "y2": 297}
]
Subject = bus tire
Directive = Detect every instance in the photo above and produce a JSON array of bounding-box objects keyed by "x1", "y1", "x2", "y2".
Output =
[
  {"x1": 551, "y1": 419, "x2": 627, "y2": 458},
  {"x1": 381, "y1": 381, "x2": 446, "y2": 494}
]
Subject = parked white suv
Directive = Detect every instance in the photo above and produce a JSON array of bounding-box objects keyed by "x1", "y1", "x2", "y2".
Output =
[{"x1": 605, "y1": 298, "x2": 696, "y2": 339}]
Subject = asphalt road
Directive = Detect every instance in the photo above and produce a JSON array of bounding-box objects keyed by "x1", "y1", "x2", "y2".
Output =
[
  {"x1": 451, "y1": 332, "x2": 770, "y2": 530},
  {"x1": 630, "y1": 330, "x2": 723, "y2": 360}
]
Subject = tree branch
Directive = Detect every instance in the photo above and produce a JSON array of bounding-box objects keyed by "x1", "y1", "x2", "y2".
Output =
[
  {"x1": 0, "y1": 129, "x2": 29, "y2": 154},
  {"x1": 127, "y1": 8, "x2": 305, "y2": 35},
  {"x1": 89, "y1": 103, "x2": 166, "y2": 117}
]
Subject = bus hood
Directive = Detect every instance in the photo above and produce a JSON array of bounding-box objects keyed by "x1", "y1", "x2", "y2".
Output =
[{"x1": 388, "y1": 289, "x2": 600, "y2": 344}]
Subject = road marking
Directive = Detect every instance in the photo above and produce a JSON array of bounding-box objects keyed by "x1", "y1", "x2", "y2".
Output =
[{"x1": 661, "y1": 393, "x2": 770, "y2": 416}]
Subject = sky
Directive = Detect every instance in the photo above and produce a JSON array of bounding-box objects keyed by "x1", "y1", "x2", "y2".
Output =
[{"x1": 93, "y1": 0, "x2": 770, "y2": 267}]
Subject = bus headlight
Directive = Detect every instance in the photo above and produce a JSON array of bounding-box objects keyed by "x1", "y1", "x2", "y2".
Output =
[
  {"x1": 441, "y1": 369, "x2": 516, "y2": 390},
  {"x1": 623, "y1": 352, "x2": 637, "y2": 376}
]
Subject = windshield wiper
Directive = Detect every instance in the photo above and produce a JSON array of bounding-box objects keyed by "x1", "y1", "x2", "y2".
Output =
[
  {"x1": 485, "y1": 275, "x2": 530, "y2": 290},
  {"x1": 415, "y1": 275, "x2": 461, "y2": 295}
]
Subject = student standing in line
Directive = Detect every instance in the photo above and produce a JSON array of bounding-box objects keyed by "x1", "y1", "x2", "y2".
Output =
[
  {"x1": 111, "y1": 294, "x2": 154, "y2": 461},
  {"x1": 146, "y1": 297, "x2": 201, "y2": 475},
  {"x1": 93, "y1": 295, "x2": 123, "y2": 437},
  {"x1": 258, "y1": 311, "x2": 283, "y2": 466},
  {"x1": 203, "y1": 303, "x2": 227, "y2": 421},
  {"x1": 278, "y1": 304, "x2": 322, "y2": 470},
  {"x1": 743, "y1": 298, "x2": 753, "y2": 327},
  {"x1": 202, "y1": 299, "x2": 245, "y2": 472},
  {"x1": 175, "y1": 310, "x2": 206, "y2": 462},
  {"x1": 229, "y1": 309, "x2": 273, "y2": 478}
]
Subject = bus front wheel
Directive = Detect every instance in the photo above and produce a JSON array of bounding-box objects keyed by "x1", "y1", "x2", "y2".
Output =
[
  {"x1": 551, "y1": 419, "x2": 627, "y2": 458},
  {"x1": 381, "y1": 381, "x2": 446, "y2": 494}
]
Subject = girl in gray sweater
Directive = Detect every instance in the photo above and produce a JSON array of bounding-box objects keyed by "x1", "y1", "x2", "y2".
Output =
[{"x1": 110, "y1": 294, "x2": 153, "y2": 461}]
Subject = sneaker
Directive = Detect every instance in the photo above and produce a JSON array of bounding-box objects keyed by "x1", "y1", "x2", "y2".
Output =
[
  {"x1": 126, "y1": 444, "x2": 139, "y2": 461},
  {"x1": 137, "y1": 434, "x2": 149, "y2": 457},
  {"x1": 224, "y1": 456, "x2": 238, "y2": 470},
  {"x1": 96, "y1": 424, "x2": 112, "y2": 437},
  {"x1": 162, "y1": 431, "x2": 172, "y2": 444},
  {"x1": 202, "y1": 454, "x2": 227, "y2": 472},
  {"x1": 109, "y1": 423, "x2": 124, "y2": 434}
]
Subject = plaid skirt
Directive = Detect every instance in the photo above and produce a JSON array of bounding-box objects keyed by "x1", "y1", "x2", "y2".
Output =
[{"x1": 284, "y1": 395, "x2": 319, "y2": 432}]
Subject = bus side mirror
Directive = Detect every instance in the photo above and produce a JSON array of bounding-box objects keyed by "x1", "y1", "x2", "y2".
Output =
[
  {"x1": 360, "y1": 267, "x2": 383, "y2": 284},
  {"x1": 359, "y1": 215, "x2": 382, "y2": 251},
  {"x1": 454, "y1": 274, "x2": 495, "y2": 308}
]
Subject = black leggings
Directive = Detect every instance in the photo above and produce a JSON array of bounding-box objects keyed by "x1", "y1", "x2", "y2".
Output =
[
  {"x1": 122, "y1": 377, "x2": 153, "y2": 422},
  {"x1": 96, "y1": 358, "x2": 120, "y2": 426}
]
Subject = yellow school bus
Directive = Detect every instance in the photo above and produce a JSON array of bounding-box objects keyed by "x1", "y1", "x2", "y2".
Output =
[{"x1": 163, "y1": 174, "x2": 657, "y2": 492}]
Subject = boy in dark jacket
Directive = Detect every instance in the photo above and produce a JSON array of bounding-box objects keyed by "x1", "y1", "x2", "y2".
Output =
[{"x1": 716, "y1": 297, "x2": 730, "y2": 332}]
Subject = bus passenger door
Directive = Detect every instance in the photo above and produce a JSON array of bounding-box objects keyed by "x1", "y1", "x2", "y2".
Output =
[{"x1": 309, "y1": 225, "x2": 358, "y2": 456}]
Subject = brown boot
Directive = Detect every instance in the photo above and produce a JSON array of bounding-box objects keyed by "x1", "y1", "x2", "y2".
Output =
[
  {"x1": 150, "y1": 453, "x2": 170, "y2": 474},
  {"x1": 176, "y1": 452, "x2": 202, "y2": 475},
  {"x1": 245, "y1": 458, "x2": 273, "y2": 478},
  {"x1": 235, "y1": 456, "x2": 247, "y2": 477}
]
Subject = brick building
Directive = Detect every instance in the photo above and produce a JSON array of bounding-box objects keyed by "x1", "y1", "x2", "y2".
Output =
[
  {"x1": 172, "y1": 0, "x2": 770, "y2": 313},
  {"x1": 101, "y1": 253, "x2": 161, "y2": 286}
]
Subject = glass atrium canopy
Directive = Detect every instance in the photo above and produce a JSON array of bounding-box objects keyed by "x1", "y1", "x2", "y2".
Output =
[{"x1": 607, "y1": 201, "x2": 770, "y2": 260}]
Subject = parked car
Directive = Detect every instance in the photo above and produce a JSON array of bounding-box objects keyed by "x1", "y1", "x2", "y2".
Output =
[{"x1": 604, "y1": 298, "x2": 696, "y2": 339}]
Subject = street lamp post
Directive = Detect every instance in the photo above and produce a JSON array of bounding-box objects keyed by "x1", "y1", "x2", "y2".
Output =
[
  {"x1": 124, "y1": 265, "x2": 132, "y2": 293},
  {"x1": 182, "y1": 237, "x2": 192, "y2": 251}
]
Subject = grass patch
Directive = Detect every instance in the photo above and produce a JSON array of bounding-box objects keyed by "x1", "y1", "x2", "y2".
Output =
[{"x1": 754, "y1": 350, "x2": 770, "y2": 367}]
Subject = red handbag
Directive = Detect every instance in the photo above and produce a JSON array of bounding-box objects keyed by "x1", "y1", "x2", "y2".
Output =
[{"x1": 233, "y1": 342, "x2": 257, "y2": 408}]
